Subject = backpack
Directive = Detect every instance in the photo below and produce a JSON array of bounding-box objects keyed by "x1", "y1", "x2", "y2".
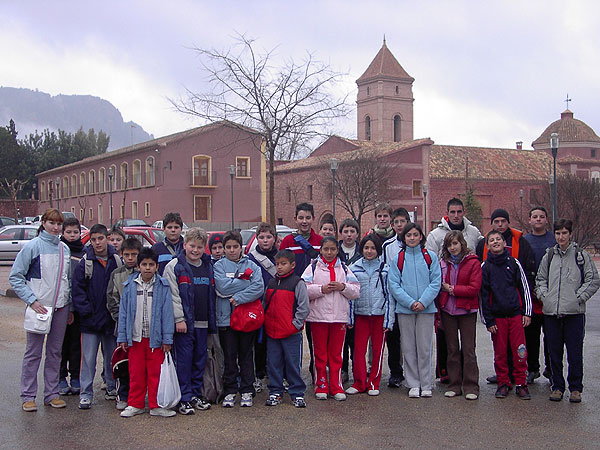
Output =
[
  {"x1": 249, "y1": 249, "x2": 277, "y2": 278},
  {"x1": 83, "y1": 253, "x2": 122, "y2": 280},
  {"x1": 545, "y1": 246, "x2": 586, "y2": 286},
  {"x1": 201, "y1": 333, "x2": 224, "y2": 404},
  {"x1": 396, "y1": 247, "x2": 432, "y2": 272}
]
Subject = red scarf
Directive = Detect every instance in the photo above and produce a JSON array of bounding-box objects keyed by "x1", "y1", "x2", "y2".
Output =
[{"x1": 325, "y1": 257, "x2": 337, "y2": 282}]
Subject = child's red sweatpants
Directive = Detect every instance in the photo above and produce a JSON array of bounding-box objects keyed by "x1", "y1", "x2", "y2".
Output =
[
  {"x1": 352, "y1": 315, "x2": 387, "y2": 392},
  {"x1": 492, "y1": 315, "x2": 527, "y2": 387},
  {"x1": 128, "y1": 338, "x2": 165, "y2": 409},
  {"x1": 310, "y1": 322, "x2": 346, "y2": 395}
]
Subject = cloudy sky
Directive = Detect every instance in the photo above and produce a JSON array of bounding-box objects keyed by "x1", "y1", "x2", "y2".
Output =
[{"x1": 2, "y1": 0, "x2": 599, "y2": 150}]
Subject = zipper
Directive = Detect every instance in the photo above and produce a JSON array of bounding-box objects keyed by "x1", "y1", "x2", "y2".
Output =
[
  {"x1": 412, "y1": 250, "x2": 422, "y2": 300},
  {"x1": 556, "y1": 252, "x2": 562, "y2": 315}
]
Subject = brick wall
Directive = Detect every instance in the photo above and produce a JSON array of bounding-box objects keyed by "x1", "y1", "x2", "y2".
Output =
[{"x1": 0, "y1": 200, "x2": 40, "y2": 220}]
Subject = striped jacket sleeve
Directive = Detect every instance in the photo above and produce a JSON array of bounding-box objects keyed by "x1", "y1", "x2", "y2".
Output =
[{"x1": 514, "y1": 258, "x2": 532, "y2": 317}]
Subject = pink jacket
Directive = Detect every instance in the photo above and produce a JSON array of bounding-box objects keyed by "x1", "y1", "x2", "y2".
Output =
[{"x1": 301, "y1": 257, "x2": 360, "y2": 323}]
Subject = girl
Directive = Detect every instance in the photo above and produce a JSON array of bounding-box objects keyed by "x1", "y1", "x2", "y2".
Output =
[
  {"x1": 388, "y1": 223, "x2": 441, "y2": 398},
  {"x1": 346, "y1": 234, "x2": 393, "y2": 396},
  {"x1": 438, "y1": 231, "x2": 481, "y2": 400},
  {"x1": 10, "y1": 209, "x2": 71, "y2": 411},
  {"x1": 302, "y1": 236, "x2": 360, "y2": 400}
]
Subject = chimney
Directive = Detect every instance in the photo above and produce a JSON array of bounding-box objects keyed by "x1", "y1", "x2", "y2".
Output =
[{"x1": 516, "y1": 141, "x2": 523, "y2": 150}]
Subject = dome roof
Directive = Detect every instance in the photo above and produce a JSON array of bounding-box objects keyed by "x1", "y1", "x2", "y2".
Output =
[{"x1": 532, "y1": 109, "x2": 600, "y2": 147}]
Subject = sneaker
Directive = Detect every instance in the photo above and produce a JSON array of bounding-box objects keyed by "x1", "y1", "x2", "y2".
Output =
[
  {"x1": 388, "y1": 375, "x2": 403, "y2": 388},
  {"x1": 526, "y1": 371, "x2": 540, "y2": 385},
  {"x1": 22, "y1": 401, "x2": 37, "y2": 412},
  {"x1": 45, "y1": 398, "x2": 66, "y2": 408},
  {"x1": 420, "y1": 390, "x2": 432, "y2": 398},
  {"x1": 104, "y1": 389, "x2": 117, "y2": 401},
  {"x1": 115, "y1": 400, "x2": 128, "y2": 410},
  {"x1": 444, "y1": 391, "x2": 458, "y2": 397},
  {"x1": 516, "y1": 385, "x2": 531, "y2": 400},
  {"x1": 240, "y1": 392, "x2": 253, "y2": 407},
  {"x1": 293, "y1": 397, "x2": 307, "y2": 408},
  {"x1": 70, "y1": 379, "x2": 80, "y2": 394},
  {"x1": 315, "y1": 392, "x2": 327, "y2": 400},
  {"x1": 222, "y1": 394, "x2": 236, "y2": 408},
  {"x1": 190, "y1": 397, "x2": 211, "y2": 411},
  {"x1": 495, "y1": 384, "x2": 509, "y2": 398},
  {"x1": 177, "y1": 401, "x2": 195, "y2": 415},
  {"x1": 150, "y1": 407, "x2": 176, "y2": 417},
  {"x1": 368, "y1": 389, "x2": 380, "y2": 396},
  {"x1": 265, "y1": 394, "x2": 282, "y2": 406},
  {"x1": 569, "y1": 391, "x2": 582, "y2": 403},
  {"x1": 78, "y1": 398, "x2": 92, "y2": 409},
  {"x1": 120, "y1": 406, "x2": 145, "y2": 417},
  {"x1": 345, "y1": 386, "x2": 360, "y2": 395},
  {"x1": 486, "y1": 375, "x2": 498, "y2": 384},
  {"x1": 333, "y1": 393, "x2": 346, "y2": 401},
  {"x1": 253, "y1": 378, "x2": 265, "y2": 393},
  {"x1": 465, "y1": 393, "x2": 478, "y2": 400},
  {"x1": 58, "y1": 379, "x2": 70, "y2": 396},
  {"x1": 408, "y1": 388, "x2": 420, "y2": 398},
  {"x1": 549, "y1": 389, "x2": 564, "y2": 402}
]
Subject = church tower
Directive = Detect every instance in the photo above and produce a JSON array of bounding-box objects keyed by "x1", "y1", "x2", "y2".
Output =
[{"x1": 356, "y1": 39, "x2": 414, "y2": 143}]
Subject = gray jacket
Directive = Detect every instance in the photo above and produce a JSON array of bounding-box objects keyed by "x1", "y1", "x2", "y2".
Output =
[
  {"x1": 535, "y1": 243, "x2": 600, "y2": 315},
  {"x1": 425, "y1": 216, "x2": 483, "y2": 256}
]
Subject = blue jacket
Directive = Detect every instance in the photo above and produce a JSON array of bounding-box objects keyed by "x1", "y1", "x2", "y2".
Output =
[
  {"x1": 117, "y1": 273, "x2": 175, "y2": 348},
  {"x1": 214, "y1": 256, "x2": 264, "y2": 327},
  {"x1": 247, "y1": 248, "x2": 277, "y2": 288},
  {"x1": 72, "y1": 245, "x2": 122, "y2": 334},
  {"x1": 153, "y1": 237, "x2": 184, "y2": 275},
  {"x1": 388, "y1": 245, "x2": 441, "y2": 315},
  {"x1": 349, "y1": 257, "x2": 394, "y2": 329}
]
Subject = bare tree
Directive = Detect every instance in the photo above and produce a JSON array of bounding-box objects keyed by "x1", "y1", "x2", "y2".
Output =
[
  {"x1": 77, "y1": 196, "x2": 88, "y2": 226},
  {"x1": 2, "y1": 178, "x2": 25, "y2": 221},
  {"x1": 172, "y1": 34, "x2": 350, "y2": 224}
]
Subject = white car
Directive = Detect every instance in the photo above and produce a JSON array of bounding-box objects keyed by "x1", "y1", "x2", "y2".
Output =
[
  {"x1": 152, "y1": 220, "x2": 189, "y2": 236},
  {"x1": 0, "y1": 225, "x2": 39, "y2": 261},
  {"x1": 242, "y1": 225, "x2": 297, "y2": 254}
]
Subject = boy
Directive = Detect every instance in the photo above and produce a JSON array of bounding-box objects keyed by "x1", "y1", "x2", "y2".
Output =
[
  {"x1": 536, "y1": 219, "x2": 600, "y2": 403},
  {"x1": 338, "y1": 218, "x2": 361, "y2": 265},
  {"x1": 72, "y1": 224, "x2": 123, "y2": 409},
  {"x1": 480, "y1": 230, "x2": 532, "y2": 400},
  {"x1": 319, "y1": 213, "x2": 337, "y2": 238},
  {"x1": 106, "y1": 237, "x2": 143, "y2": 409},
  {"x1": 214, "y1": 231, "x2": 264, "y2": 408},
  {"x1": 263, "y1": 249, "x2": 310, "y2": 408},
  {"x1": 208, "y1": 233, "x2": 224, "y2": 264},
  {"x1": 367, "y1": 203, "x2": 395, "y2": 245},
  {"x1": 108, "y1": 227, "x2": 126, "y2": 255},
  {"x1": 382, "y1": 208, "x2": 410, "y2": 264},
  {"x1": 153, "y1": 212, "x2": 185, "y2": 275},
  {"x1": 164, "y1": 228, "x2": 216, "y2": 415},
  {"x1": 117, "y1": 248, "x2": 175, "y2": 417}
]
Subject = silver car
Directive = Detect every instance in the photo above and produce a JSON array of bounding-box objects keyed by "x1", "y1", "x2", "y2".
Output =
[{"x1": 0, "y1": 225, "x2": 39, "y2": 261}]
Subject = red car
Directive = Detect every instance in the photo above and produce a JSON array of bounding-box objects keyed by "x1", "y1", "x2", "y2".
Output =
[{"x1": 81, "y1": 226, "x2": 166, "y2": 247}]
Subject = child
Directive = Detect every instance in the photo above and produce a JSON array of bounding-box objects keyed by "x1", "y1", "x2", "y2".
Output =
[
  {"x1": 481, "y1": 230, "x2": 532, "y2": 400},
  {"x1": 153, "y1": 212, "x2": 184, "y2": 275},
  {"x1": 263, "y1": 249, "x2": 310, "y2": 407},
  {"x1": 338, "y1": 218, "x2": 361, "y2": 265},
  {"x1": 108, "y1": 226, "x2": 126, "y2": 256},
  {"x1": 214, "y1": 231, "x2": 264, "y2": 408},
  {"x1": 382, "y1": 207, "x2": 410, "y2": 264},
  {"x1": 106, "y1": 237, "x2": 143, "y2": 409},
  {"x1": 117, "y1": 248, "x2": 175, "y2": 417},
  {"x1": 319, "y1": 213, "x2": 337, "y2": 238},
  {"x1": 208, "y1": 233, "x2": 224, "y2": 264},
  {"x1": 302, "y1": 236, "x2": 360, "y2": 401},
  {"x1": 164, "y1": 228, "x2": 216, "y2": 415},
  {"x1": 346, "y1": 234, "x2": 393, "y2": 396},
  {"x1": 367, "y1": 203, "x2": 395, "y2": 245},
  {"x1": 438, "y1": 231, "x2": 481, "y2": 400},
  {"x1": 388, "y1": 223, "x2": 441, "y2": 398},
  {"x1": 58, "y1": 217, "x2": 85, "y2": 396}
]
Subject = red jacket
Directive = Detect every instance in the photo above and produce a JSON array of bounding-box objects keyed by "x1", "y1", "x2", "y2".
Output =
[{"x1": 438, "y1": 253, "x2": 482, "y2": 311}]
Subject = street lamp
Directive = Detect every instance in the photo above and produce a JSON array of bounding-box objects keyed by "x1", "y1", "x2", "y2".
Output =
[
  {"x1": 55, "y1": 177, "x2": 61, "y2": 211},
  {"x1": 422, "y1": 184, "x2": 428, "y2": 234},
  {"x1": 230, "y1": 165, "x2": 235, "y2": 230},
  {"x1": 108, "y1": 167, "x2": 114, "y2": 227},
  {"x1": 330, "y1": 158, "x2": 339, "y2": 223},
  {"x1": 550, "y1": 133, "x2": 559, "y2": 224},
  {"x1": 519, "y1": 189, "x2": 524, "y2": 224},
  {"x1": 32, "y1": 183, "x2": 36, "y2": 201}
]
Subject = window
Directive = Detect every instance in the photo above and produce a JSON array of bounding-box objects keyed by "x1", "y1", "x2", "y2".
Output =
[
  {"x1": 308, "y1": 185, "x2": 313, "y2": 201},
  {"x1": 132, "y1": 201, "x2": 138, "y2": 219},
  {"x1": 194, "y1": 195, "x2": 211, "y2": 221},
  {"x1": 24, "y1": 228, "x2": 37, "y2": 240},
  {"x1": 120, "y1": 204, "x2": 125, "y2": 219},
  {"x1": 62, "y1": 176, "x2": 69, "y2": 198},
  {"x1": 88, "y1": 170, "x2": 95, "y2": 194},
  {"x1": 120, "y1": 163, "x2": 128, "y2": 190},
  {"x1": 55, "y1": 179, "x2": 60, "y2": 199},
  {"x1": 132, "y1": 160, "x2": 141, "y2": 188},
  {"x1": 71, "y1": 175, "x2": 77, "y2": 196},
  {"x1": 236, "y1": 157, "x2": 250, "y2": 178},
  {"x1": 367, "y1": 86, "x2": 370, "y2": 96},
  {"x1": 412, "y1": 180, "x2": 422, "y2": 197},
  {"x1": 145, "y1": 202, "x2": 150, "y2": 217},
  {"x1": 365, "y1": 116, "x2": 371, "y2": 141},
  {"x1": 71, "y1": 206, "x2": 75, "y2": 214},
  {"x1": 40, "y1": 182, "x2": 46, "y2": 201},
  {"x1": 79, "y1": 209, "x2": 84, "y2": 221},
  {"x1": 98, "y1": 204, "x2": 103, "y2": 224},
  {"x1": 145, "y1": 157, "x2": 155, "y2": 186},
  {"x1": 592, "y1": 149, "x2": 597, "y2": 158},
  {"x1": 0, "y1": 228, "x2": 19, "y2": 240},
  {"x1": 395, "y1": 85, "x2": 399, "y2": 95},
  {"x1": 79, "y1": 172, "x2": 86, "y2": 195},
  {"x1": 286, "y1": 186, "x2": 291, "y2": 203},
  {"x1": 393, "y1": 115, "x2": 401, "y2": 142},
  {"x1": 99, "y1": 167, "x2": 106, "y2": 193},
  {"x1": 109, "y1": 165, "x2": 117, "y2": 191},
  {"x1": 193, "y1": 155, "x2": 211, "y2": 186},
  {"x1": 88, "y1": 208, "x2": 93, "y2": 221},
  {"x1": 592, "y1": 171, "x2": 600, "y2": 183}
]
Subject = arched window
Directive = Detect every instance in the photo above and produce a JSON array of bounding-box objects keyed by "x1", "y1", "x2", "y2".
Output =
[
  {"x1": 193, "y1": 155, "x2": 212, "y2": 186},
  {"x1": 393, "y1": 115, "x2": 401, "y2": 142},
  {"x1": 365, "y1": 115, "x2": 371, "y2": 141},
  {"x1": 120, "y1": 162, "x2": 128, "y2": 190},
  {"x1": 592, "y1": 171, "x2": 600, "y2": 183},
  {"x1": 109, "y1": 165, "x2": 117, "y2": 191},
  {"x1": 40, "y1": 181, "x2": 46, "y2": 201},
  {"x1": 71, "y1": 174, "x2": 77, "y2": 196},
  {"x1": 367, "y1": 86, "x2": 370, "y2": 96},
  {"x1": 395, "y1": 85, "x2": 399, "y2": 95},
  {"x1": 88, "y1": 170, "x2": 96, "y2": 194},
  {"x1": 62, "y1": 176, "x2": 69, "y2": 198},
  {"x1": 132, "y1": 160, "x2": 141, "y2": 188},
  {"x1": 145, "y1": 157, "x2": 155, "y2": 186},
  {"x1": 79, "y1": 172, "x2": 86, "y2": 195},
  {"x1": 98, "y1": 167, "x2": 106, "y2": 193}
]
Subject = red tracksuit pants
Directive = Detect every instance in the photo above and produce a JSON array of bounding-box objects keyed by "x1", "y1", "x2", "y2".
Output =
[
  {"x1": 492, "y1": 316, "x2": 528, "y2": 387},
  {"x1": 128, "y1": 338, "x2": 165, "y2": 409},
  {"x1": 352, "y1": 315, "x2": 387, "y2": 392},
  {"x1": 310, "y1": 322, "x2": 346, "y2": 395}
]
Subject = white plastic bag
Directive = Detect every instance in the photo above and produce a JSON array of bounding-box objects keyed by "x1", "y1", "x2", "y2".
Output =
[
  {"x1": 24, "y1": 306, "x2": 53, "y2": 335},
  {"x1": 157, "y1": 351, "x2": 181, "y2": 409}
]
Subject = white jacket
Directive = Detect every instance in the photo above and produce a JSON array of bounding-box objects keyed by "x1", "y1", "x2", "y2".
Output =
[{"x1": 425, "y1": 216, "x2": 483, "y2": 256}]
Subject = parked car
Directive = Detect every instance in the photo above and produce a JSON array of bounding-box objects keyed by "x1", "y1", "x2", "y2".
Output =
[
  {"x1": 62, "y1": 211, "x2": 76, "y2": 221},
  {"x1": 0, "y1": 225, "x2": 39, "y2": 261},
  {"x1": 151, "y1": 220, "x2": 189, "y2": 236},
  {"x1": 114, "y1": 219, "x2": 151, "y2": 228},
  {"x1": 0, "y1": 217, "x2": 16, "y2": 227},
  {"x1": 243, "y1": 225, "x2": 296, "y2": 255},
  {"x1": 21, "y1": 217, "x2": 37, "y2": 225},
  {"x1": 82, "y1": 226, "x2": 165, "y2": 248}
]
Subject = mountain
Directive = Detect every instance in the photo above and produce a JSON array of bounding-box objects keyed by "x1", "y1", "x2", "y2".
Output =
[{"x1": 0, "y1": 87, "x2": 153, "y2": 150}]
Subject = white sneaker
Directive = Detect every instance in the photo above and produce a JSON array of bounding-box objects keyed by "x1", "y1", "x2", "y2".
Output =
[
  {"x1": 240, "y1": 392, "x2": 253, "y2": 407},
  {"x1": 408, "y1": 388, "x2": 420, "y2": 398},
  {"x1": 120, "y1": 406, "x2": 145, "y2": 417},
  {"x1": 345, "y1": 386, "x2": 360, "y2": 395},
  {"x1": 150, "y1": 407, "x2": 176, "y2": 417},
  {"x1": 368, "y1": 389, "x2": 380, "y2": 396},
  {"x1": 465, "y1": 393, "x2": 478, "y2": 400},
  {"x1": 445, "y1": 391, "x2": 457, "y2": 398},
  {"x1": 333, "y1": 393, "x2": 346, "y2": 401},
  {"x1": 115, "y1": 400, "x2": 128, "y2": 410},
  {"x1": 222, "y1": 394, "x2": 236, "y2": 408},
  {"x1": 420, "y1": 390, "x2": 432, "y2": 398},
  {"x1": 315, "y1": 392, "x2": 328, "y2": 400}
]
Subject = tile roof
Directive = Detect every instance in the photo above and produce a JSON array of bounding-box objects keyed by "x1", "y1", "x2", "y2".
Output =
[
  {"x1": 557, "y1": 155, "x2": 600, "y2": 164},
  {"x1": 430, "y1": 145, "x2": 552, "y2": 181},
  {"x1": 356, "y1": 40, "x2": 413, "y2": 83},
  {"x1": 532, "y1": 110, "x2": 600, "y2": 146}
]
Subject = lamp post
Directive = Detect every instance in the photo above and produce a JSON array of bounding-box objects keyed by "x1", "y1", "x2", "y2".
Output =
[
  {"x1": 32, "y1": 183, "x2": 36, "y2": 201},
  {"x1": 55, "y1": 177, "x2": 61, "y2": 211},
  {"x1": 230, "y1": 165, "x2": 235, "y2": 230},
  {"x1": 330, "y1": 158, "x2": 339, "y2": 223},
  {"x1": 519, "y1": 189, "x2": 524, "y2": 224},
  {"x1": 108, "y1": 167, "x2": 114, "y2": 227},
  {"x1": 49, "y1": 180, "x2": 54, "y2": 208},
  {"x1": 550, "y1": 133, "x2": 559, "y2": 224},
  {"x1": 422, "y1": 184, "x2": 428, "y2": 234}
]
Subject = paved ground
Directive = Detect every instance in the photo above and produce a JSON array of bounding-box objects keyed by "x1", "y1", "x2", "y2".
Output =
[{"x1": 1, "y1": 262, "x2": 600, "y2": 449}]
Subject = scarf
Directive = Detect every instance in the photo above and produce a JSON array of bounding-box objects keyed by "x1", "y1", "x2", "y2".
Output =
[
  {"x1": 256, "y1": 245, "x2": 278, "y2": 259},
  {"x1": 60, "y1": 235, "x2": 84, "y2": 255},
  {"x1": 323, "y1": 257, "x2": 337, "y2": 282},
  {"x1": 373, "y1": 225, "x2": 394, "y2": 239}
]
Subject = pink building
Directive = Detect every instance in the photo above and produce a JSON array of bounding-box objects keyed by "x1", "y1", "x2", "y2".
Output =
[{"x1": 36, "y1": 121, "x2": 266, "y2": 228}]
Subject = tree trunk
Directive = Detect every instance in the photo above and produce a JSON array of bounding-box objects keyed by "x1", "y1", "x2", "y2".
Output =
[{"x1": 269, "y1": 152, "x2": 276, "y2": 226}]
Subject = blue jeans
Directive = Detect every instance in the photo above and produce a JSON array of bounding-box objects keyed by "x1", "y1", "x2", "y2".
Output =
[
  {"x1": 80, "y1": 332, "x2": 116, "y2": 400},
  {"x1": 267, "y1": 333, "x2": 305, "y2": 399}
]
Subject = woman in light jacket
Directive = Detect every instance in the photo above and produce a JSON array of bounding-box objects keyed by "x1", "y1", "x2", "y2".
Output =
[
  {"x1": 10, "y1": 209, "x2": 71, "y2": 412},
  {"x1": 302, "y1": 236, "x2": 360, "y2": 401}
]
